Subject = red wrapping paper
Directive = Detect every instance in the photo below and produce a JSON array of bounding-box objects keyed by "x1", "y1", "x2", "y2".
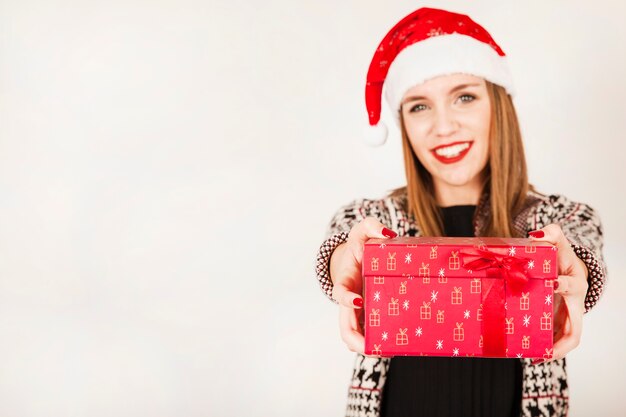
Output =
[{"x1": 363, "y1": 237, "x2": 556, "y2": 359}]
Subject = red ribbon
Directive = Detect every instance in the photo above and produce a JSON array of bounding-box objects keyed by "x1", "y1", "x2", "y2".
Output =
[
  {"x1": 460, "y1": 247, "x2": 530, "y2": 357},
  {"x1": 460, "y1": 248, "x2": 530, "y2": 295}
]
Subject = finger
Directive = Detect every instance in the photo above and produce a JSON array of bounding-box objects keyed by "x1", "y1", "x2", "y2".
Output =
[
  {"x1": 551, "y1": 297, "x2": 584, "y2": 360},
  {"x1": 339, "y1": 305, "x2": 365, "y2": 354},
  {"x1": 348, "y1": 217, "x2": 397, "y2": 263},
  {"x1": 563, "y1": 291, "x2": 584, "y2": 336},
  {"x1": 332, "y1": 282, "x2": 363, "y2": 309},
  {"x1": 528, "y1": 224, "x2": 568, "y2": 250},
  {"x1": 554, "y1": 274, "x2": 588, "y2": 298},
  {"x1": 553, "y1": 275, "x2": 568, "y2": 295},
  {"x1": 551, "y1": 325, "x2": 580, "y2": 360},
  {"x1": 529, "y1": 224, "x2": 579, "y2": 275}
]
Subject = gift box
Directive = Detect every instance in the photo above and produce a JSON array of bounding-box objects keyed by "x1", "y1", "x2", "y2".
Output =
[{"x1": 363, "y1": 237, "x2": 556, "y2": 359}]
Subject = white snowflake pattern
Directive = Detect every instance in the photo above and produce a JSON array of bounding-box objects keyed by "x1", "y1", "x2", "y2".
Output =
[
  {"x1": 464, "y1": 310, "x2": 471, "y2": 319},
  {"x1": 452, "y1": 348, "x2": 459, "y2": 356},
  {"x1": 403, "y1": 300, "x2": 410, "y2": 310},
  {"x1": 427, "y1": 27, "x2": 444, "y2": 37},
  {"x1": 430, "y1": 290, "x2": 439, "y2": 303},
  {"x1": 373, "y1": 291, "x2": 381, "y2": 302},
  {"x1": 545, "y1": 294, "x2": 552, "y2": 305},
  {"x1": 382, "y1": 332, "x2": 388, "y2": 341},
  {"x1": 379, "y1": 243, "x2": 386, "y2": 249},
  {"x1": 407, "y1": 274, "x2": 414, "y2": 281},
  {"x1": 405, "y1": 253, "x2": 412, "y2": 264},
  {"x1": 516, "y1": 353, "x2": 523, "y2": 358},
  {"x1": 438, "y1": 268, "x2": 445, "y2": 278},
  {"x1": 436, "y1": 340, "x2": 443, "y2": 350},
  {"x1": 523, "y1": 314, "x2": 531, "y2": 327},
  {"x1": 508, "y1": 247, "x2": 516, "y2": 256},
  {"x1": 527, "y1": 260, "x2": 535, "y2": 269},
  {"x1": 505, "y1": 302, "x2": 508, "y2": 310},
  {"x1": 551, "y1": 245, "x2": 557, "y2": 251},
  {"x1": 415, "y1": 327, "x2": 423, "y2": 337},
  {"x1": 467, "y1": 269, "x2": 473, "y2": 274}
]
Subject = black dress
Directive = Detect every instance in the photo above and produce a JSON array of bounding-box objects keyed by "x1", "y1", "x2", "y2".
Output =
[{"x1": 380, "y1": 205, "x2": 522, "y2": 417}]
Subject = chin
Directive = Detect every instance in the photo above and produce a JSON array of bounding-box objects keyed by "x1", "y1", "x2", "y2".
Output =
[
  {"x1": 439, "y1": 176, "x2": 484, "y2": 192},
  {"x1": 440, "y1": 173, "x2": 476, "y2": 186}
]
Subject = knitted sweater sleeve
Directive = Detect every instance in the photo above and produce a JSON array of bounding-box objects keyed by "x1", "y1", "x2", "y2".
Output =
[
  {"x1": 543, "y1": 195, "x2": 607, "y2": 312},
  {"x1": 314, "y1": 198, "x2": 390, "y2": 303}
]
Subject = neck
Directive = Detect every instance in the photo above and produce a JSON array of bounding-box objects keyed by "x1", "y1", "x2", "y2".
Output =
[{"x1": 434, "y1": 180, "x2": 484, "y2": 207}]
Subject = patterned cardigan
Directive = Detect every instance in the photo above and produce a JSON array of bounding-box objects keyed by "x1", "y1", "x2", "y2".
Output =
[{"x1": 315, "y1": 189, "x2": 606, "y2": 417}]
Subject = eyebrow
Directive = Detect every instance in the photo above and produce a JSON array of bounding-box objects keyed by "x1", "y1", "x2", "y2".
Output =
[{"x1": 402, "y1": 83, "x2": 482, "y2": 104}]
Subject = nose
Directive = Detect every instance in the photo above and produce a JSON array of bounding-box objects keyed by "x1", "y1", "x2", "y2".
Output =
[{"x1": 433, "y1": 107, "x2": 458, "y2": 137}]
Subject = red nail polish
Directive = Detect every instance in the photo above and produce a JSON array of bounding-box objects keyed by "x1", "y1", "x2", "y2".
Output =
[
  {"x1": 553, "y1": 281, "x2": 559, "y2": 290},
  {"x1": 353, "y1": 298, "x2": 363, "y2": 308},
  {"x1": 382, "y1": 227, "x2": 398, "y2": 238},
  {"x1": 529, "y1": 230, "x2": 545, "y2": 238}
]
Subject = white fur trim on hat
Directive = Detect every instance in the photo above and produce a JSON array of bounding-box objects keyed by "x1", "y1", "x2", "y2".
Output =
[{"x1": 384, "y1": 33, "x2": 515, "y2": 125}]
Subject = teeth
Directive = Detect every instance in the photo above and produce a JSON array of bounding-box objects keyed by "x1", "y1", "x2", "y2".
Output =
[{"x1": 435, "y1": 143, "x2": 470, "y2": 158}]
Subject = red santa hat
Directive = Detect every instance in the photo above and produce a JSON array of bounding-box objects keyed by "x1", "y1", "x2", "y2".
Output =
[{"x1": 364, "y1": 7, "x2": 514, "y2": 146}]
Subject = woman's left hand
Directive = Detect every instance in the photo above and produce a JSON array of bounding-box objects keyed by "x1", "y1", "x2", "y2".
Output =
[{"x1": 528, "y1": 224, "x2": 589, "y2": 363}]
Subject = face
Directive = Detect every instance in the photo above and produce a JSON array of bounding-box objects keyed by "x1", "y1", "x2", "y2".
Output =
[{"x1": 401, "y1": 73, "x2": 491, "y2": 205}]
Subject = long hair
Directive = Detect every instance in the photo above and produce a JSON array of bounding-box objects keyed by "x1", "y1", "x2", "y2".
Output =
[{"x1": 389, "y1": 81, "x2": 530, "y2": 237}]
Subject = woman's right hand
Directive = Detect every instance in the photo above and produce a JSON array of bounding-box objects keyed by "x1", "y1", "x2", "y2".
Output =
[{"x1": 330, "y1": 217, "x2": 398, "y2": 354}]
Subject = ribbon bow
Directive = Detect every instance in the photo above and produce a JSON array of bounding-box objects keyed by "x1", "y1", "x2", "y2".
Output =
[
  {"x1": 460, "y1": 247, "x2": 530, "y2": 295},
  {"x1": 458, "y1": 246, "x2": 531, "y2": 357}
]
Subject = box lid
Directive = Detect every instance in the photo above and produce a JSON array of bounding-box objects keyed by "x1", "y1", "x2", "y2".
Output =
[{"x1": 363, "y1": 236, "x2": 557, "y2": 279}]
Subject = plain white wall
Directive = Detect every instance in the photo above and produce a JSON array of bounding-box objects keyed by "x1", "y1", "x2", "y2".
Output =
[{"x1": 0, "y1": 0, "x2": 624, "y2": 416}]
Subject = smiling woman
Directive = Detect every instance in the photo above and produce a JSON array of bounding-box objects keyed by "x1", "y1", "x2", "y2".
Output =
[
  {"x1": 393, "y1": 75, "x2": 529, "y2": 238},
  {"x1": 400, "y1": 75, "x2": 492, "y2": 232},
  {"x1": 314, "y1": 6, "x2": 606, "y2": 417}
]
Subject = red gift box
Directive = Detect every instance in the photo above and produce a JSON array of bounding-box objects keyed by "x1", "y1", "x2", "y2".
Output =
[{"x1": 363, "y1": 237, "x2": 556, "y2": 359}]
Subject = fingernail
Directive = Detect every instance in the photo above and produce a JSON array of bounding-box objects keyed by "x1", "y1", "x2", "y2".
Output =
[
  {"x1": 528, "y1": 230, "x2": 544, "y2": 238},
  {"x1": 553, "y1": 281, "x2": 559, "y2": 290},
  {"x1": 353, "y1": 297, "x2": 363, "y2": 308},
  {"x1": 382, "y1": 227, "x2": 397, "y2": 238}
]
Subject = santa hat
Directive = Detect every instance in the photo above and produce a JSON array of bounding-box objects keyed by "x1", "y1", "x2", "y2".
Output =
[{"x1": 364, "y1": 7, "x2": 514, "y2": 146}]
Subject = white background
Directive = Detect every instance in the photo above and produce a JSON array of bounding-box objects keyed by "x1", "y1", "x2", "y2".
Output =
[{"x1": 0, "y1": 0, "x2": 624, "y2": 416}]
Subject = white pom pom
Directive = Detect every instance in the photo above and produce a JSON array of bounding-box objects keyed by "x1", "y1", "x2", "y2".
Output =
[{"x1": 363, "y1": 122, "x2": 388, "y2": 146}]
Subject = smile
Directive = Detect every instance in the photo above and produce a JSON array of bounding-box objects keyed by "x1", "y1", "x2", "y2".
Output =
[{"x1": 431, "y1": 141, "x2": 473, "y2": 164}]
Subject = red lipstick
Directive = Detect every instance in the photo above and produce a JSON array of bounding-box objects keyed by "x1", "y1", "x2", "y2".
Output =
[{"x1": 431, "y1": 141, "x2": 473, "y2": 164}]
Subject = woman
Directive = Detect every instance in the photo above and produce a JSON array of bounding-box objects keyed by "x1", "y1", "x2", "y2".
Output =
[{"x1": 315, "y1": 7, "x2": 606, "y2": 417}]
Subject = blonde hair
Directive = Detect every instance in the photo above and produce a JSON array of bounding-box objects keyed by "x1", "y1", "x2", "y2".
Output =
[{"x1": 390, "y1": 81, "x2": 531, "y2": 237}]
